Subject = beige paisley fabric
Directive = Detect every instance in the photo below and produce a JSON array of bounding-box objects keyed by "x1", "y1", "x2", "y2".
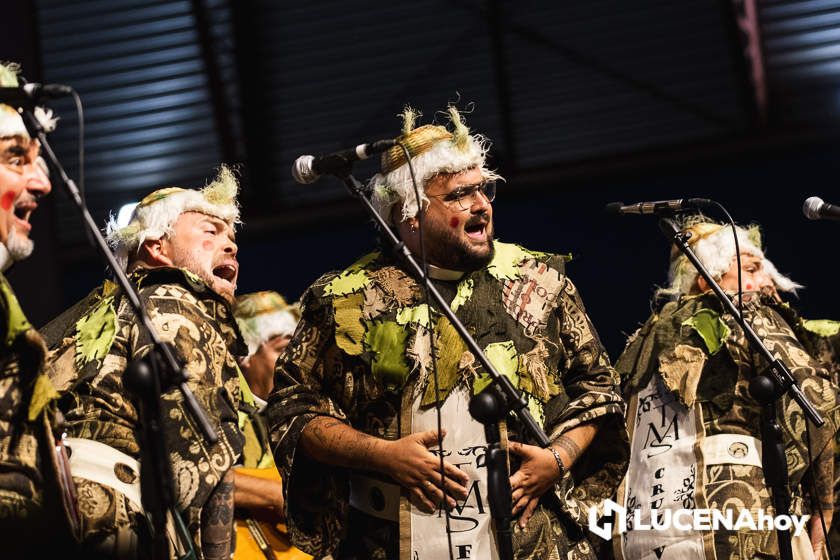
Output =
[
  {"x1": 617, "y1": 293, "x2": 840, "y2": 559},
  {"x1": 266, "y1": 242, "x2": 629, "y2": 559},
  {"x1": 43, "y1": 267, "x2": 245, "y2": 558}
]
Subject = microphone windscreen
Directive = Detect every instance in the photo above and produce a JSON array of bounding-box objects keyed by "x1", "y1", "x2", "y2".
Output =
[
  {"x1": 291, "y1": 155, "x2": 317, "y2": 184},
  {"x1": 803, "y1": 196, "x2": 824, "y2": 220}
]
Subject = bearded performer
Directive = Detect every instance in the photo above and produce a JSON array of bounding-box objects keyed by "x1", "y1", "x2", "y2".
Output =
[
  {"x1": 43, "y1": 169, "x2": 246, "y2": 559},
  {"x1": 0, "y1": 62, "x2": 75, "y2": 556},
  {"x1": 232, "y1": 291, "x2": 310, "y2": 560},
  {"x1": 265, "y1": 106, "x2": 629, "y2": 559},
  {"x1": 615, "y1": 219, "x2": 840, "y2": 559}
]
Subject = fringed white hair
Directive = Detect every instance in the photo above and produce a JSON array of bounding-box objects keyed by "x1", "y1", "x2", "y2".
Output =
[
  {"x1": 238, "y1": 308, "x2": 299, "y2": 356},
  {"x1": 657, "y1": 221, "x2": 802, "y2": 300},
  {"x1": 105, "y1": 165, "x2": 240, "y2": 270},
  {"x1": 234, "y1": 290, "x2": 301, "y2": 356},
  {"x1": 369, "y1": 104, "x2": 503, "y2": 225},
  {"x1": 0, "y1": 62, "x2": 57, "y2": 137}
]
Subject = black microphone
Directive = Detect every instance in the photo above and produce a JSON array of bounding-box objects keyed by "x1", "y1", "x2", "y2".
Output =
[
  {"x1": 0, "y1": 83, "x2": 74, "y2": 108},
  {"x1": 803, "y1": 196, "x2": 840, "y2": 220},
  {"x1": 605, "y1": 198, "x2": 713, "y2": 215},
  {"x1": 292, "y1": 139, "x2": 397, "y2": 184}
]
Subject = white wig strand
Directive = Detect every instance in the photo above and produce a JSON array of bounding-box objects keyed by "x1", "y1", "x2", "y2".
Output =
[
  {"x1": 0, "y1": 62, "x2": 57, "y2": 137},
  {"x1": 105, "y1": 166, "x2": 240, "y2": 270},
  {"x1": 659, "y1": 225, "x2": 801, "y2": 299},
  {"x1": 368, "y1": 134, "x2": 502, "y2": 225},
  {"x1": 239, "y1": 309, "x2": 299, "y2": 356}
]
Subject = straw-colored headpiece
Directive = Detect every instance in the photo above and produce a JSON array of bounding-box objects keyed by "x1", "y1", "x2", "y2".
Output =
[
  {"x1": 369, "y1": 104, "x2": 502, "y2": 224},
  {"x1": 105, "y1": 165, "x2": 240, "y2": 270},
  {"x1": 660, "y1": 218, "x2": 800, "y2": 298},
  {"x1": 234, "y1": 291, "x2": 301, "y2": 356}
]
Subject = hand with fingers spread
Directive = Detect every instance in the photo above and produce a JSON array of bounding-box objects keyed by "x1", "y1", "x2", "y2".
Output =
[
  {"x1": 379, "y1": 428, "x2": 470, "y2": 514},
  {"x1": 508, "y1": 441, "x2": 564, "y2": 528}
]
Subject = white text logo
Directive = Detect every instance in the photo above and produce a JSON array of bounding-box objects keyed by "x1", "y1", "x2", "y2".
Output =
[{"x1": 588, "y1": 499, "x2": 809, "y2": 540}]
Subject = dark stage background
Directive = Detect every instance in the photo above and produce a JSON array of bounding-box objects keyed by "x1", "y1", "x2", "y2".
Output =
[{"x1": 3, "y1": 0, "x2": 840, "y2": 358}]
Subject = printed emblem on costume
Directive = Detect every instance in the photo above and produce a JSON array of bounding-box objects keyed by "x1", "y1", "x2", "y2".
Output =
[
  {"x1": 501, "y1": 260, "x2": 562, "y2": 336},
  {"x1": 728, "y1": 442, "x2": 748, "y2": 459}
]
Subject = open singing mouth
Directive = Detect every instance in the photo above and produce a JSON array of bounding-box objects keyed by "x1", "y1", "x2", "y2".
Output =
[
  {"x1": 464, "y1": 219, "x2": 488, "y2": 240},
  {"x1": 13, "y1": 200, "x2": 36, "y2": 231},
  {"x1": 212, "y1": 262, "x2": 238, "y2": 285}
]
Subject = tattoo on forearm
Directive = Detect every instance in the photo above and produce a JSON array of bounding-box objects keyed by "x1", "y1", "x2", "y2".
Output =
[
  {"x1": 554, "y1": 435, "x2": 582, "y2": 466},
  {"x1": 303, "y1": 416, "x2": 380, "y2": 467},
  {"x1": 201, "y1": 470, "x2": 235, "y2": 560}
]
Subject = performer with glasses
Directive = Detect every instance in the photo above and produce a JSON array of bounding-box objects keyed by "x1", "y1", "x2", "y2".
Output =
[{"x1": 265, "y1": 105, "x2": 628, "y2": 559}]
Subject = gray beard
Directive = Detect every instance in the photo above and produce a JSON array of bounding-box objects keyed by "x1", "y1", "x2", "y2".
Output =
[{"x1": 6, "y1": 229, "x2": 33, "y2": 262}]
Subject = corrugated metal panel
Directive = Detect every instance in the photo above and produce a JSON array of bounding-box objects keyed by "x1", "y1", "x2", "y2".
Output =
[
  {"x1": 247, "y1": 0, "x2": 746, "y2": 204},
  {"x1": 506, "y1": 0, "x2": 745, "y2": 166},
  {"x1": 253, "y1": 0, "x2": 506, "y2": 207},
  {"x1": 35, "y1": 0, "x2": 235, "y2": 245},
  {"x1": 761, "y1": 0, "x2": 840, "y2": 122},
  {"x1": 34, "y1": 0, "x2": 754, "y2": 241}
]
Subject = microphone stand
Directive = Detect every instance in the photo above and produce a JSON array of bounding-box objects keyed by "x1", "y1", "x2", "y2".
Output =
[
  {"x1": 19, "y1": 106, "x2": 216, "y2": 560},
  {"x1": 659, "y1": 216, "x2": 824, "y2": 560},
  {"x1": 335, "y1": 166, "x2": 548, "y2": 560}
]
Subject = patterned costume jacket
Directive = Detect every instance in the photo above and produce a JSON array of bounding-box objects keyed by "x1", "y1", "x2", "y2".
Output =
[
  {"x1": 616, "y1": 292, "x2": 840, "y2": 559},
  {"x1": 43, "y1": 267, "x2": 245, "y2": 556},
  {"x1": 0, "y1": 272, "x2": 65, "y2": 535},
  {"x1": 266, "y1": 241, "x2": 629, "y2": 559},
  {"x1": 774, "y1": 304, "x2": 840, "y2": 556}
]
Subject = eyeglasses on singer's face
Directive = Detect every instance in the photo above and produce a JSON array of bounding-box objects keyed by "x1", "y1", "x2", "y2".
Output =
[{"x1": 430, "y1": 180, "x2": 497, "y2": 211}]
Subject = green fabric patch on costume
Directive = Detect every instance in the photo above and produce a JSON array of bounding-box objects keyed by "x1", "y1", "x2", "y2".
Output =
[
  {"x1": 324, "y1": 252, "x2": 379, "y2": 296},
  {"x1": 365, "y1": 320, "x2": 411, "y2": 388},
  {"x1": 450, "y1": 278, "x2": 474, "y2": 312},
  {"x1": 420, "y1": 316, "x2": 468, "y2": 406},
  {"x1": 0, "y1": 276, "x2": 31, "y2": 347},
  {"x1": 238, "y1": 369, "x2": 256, "y2": 410},
  {"x1": 28, "y1": 373, "x2": 59, "y2": 421},
  {"x1": 74, "y1": 296, "x2": 117, "y2": 367},
  {"x1": 681, "y1": 308, "x2": 730, "y2": 355},
  {"x1": 236, "y1": 369, "x2": 274, "y2": 468},
  {"x1": 527, "y1": 394, "x2": 545, "y2": 426},
  {"x1": 334, "y1": 292, "x2": 366, "y2": 355},
  {"x1": 396, "y1": 304, "x2": 432, "y2": 329},
  {"x1": 486, "y1": 242, "x2": 532, "y2": 282},
  {"x1": 802, "y1": 319, "x2": 840, "y2": 338},
  {"x1": 473, "y1": 340, "x2": 520, "y2": 395}
]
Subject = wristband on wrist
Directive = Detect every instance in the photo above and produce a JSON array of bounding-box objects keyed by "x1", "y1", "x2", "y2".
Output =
[{"x1": 547, "y1": 446, "x2": 565, "y2": 479}]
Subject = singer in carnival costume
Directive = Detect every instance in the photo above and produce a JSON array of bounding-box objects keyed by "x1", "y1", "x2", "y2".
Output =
[
  {"x1": 42, "y1": 168, "x2": 246, "y2": 559},
  {"x1": 770, "y1": 298, "x2": 840, "y2": 555},
  {"x1": 615, "y1": 219, "x2": 840, "y2": 560},
  {"x1": 0, "y1": 62, "x2": 75, "y2": 554},
  {"x1": 232, "y1": 291, "x2": 310, "y2": 560},
  {"x1": 266, "y1": 106, "x2": 629, "y2": 559}
]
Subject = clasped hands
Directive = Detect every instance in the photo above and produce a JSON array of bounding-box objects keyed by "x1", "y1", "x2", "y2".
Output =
[{"x1": 380, "y1": 430, "x2": 564, "y2": 527}]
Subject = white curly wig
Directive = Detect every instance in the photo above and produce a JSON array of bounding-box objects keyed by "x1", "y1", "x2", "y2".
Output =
[
  {"x1": 234, "y1": 291, "x2": 301, "y2": 356},
  {"x1": 105, "y1": 166, "x2": 240, "y2": 271},
  {"x1": 0, "y1": 62, "x2": 57, "y2": 138},
  {"x1": 658, "y1": 219, "x2": 801, "y2": 299},
  {"x1": 369, "y1": 105, "x2": 503, "y2": 225}
]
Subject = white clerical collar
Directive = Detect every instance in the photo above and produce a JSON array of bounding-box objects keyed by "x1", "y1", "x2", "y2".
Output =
[
  {"x1": 427, "y1": 263, "x2": 465, "y2": 281},
  {"x1": 0, "y1": 243, "x2": 12, "y2": 273},
  {"x1": 252, "y1": 393, "x2": 268, "y2": 413}
]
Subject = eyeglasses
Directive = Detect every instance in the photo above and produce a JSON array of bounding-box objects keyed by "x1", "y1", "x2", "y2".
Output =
[{"x1": 429, "y1": 181, "x2": 496, "y2": 211}]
